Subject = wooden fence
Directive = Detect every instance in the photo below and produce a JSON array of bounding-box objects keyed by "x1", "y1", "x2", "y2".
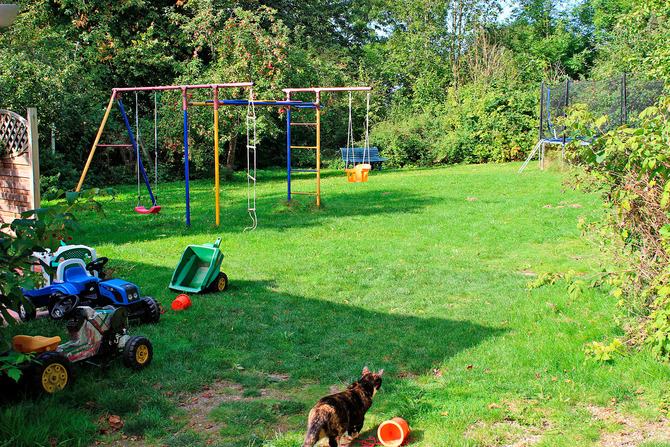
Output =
[{"x1": 0, "y1": 108, "x2": 39, "y2": 223}]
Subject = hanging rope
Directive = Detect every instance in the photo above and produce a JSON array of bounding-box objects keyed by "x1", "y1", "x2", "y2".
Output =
[
  {"x1": 133, "y1": 90, "x2": 161, "y2": 214},
  {"x1": 346, "y1": 91, "x2": 354, "y2": 168},
  {"x1": 345, "y1": 91, "x2": 372, "y2": 183},
  {"x1": 364, "y1": 91, "x2": 370, "y2": 164},
  {"x1": 244, "y1": 88, "x2": 258, "y2": 232},
  {"x1": 153, "y1": 90, "x2": 159, "y2": 203},
  {"x1": 135, "y1": 92, "x2": 141, "y2": 206}
]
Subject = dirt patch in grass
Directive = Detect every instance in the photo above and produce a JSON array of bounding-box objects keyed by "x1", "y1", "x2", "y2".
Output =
[
  {"x1": 586, "y1": 404, "x2": 670, "y2": 447},
  {"x1": 464, "y1": 401, "x2": 670, "y2": 447},
  {"x1": 464, "y1": 418, "x2": 549, "y2": 446},
  {"x1": 175, "y1": 380, "x2": 250, "y2": 445},
  {"x1": 93, "y1": 377, "x2": 297, "y2": 447}
]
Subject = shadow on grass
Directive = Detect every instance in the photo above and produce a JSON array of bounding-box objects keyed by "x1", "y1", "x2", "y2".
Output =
[
  {"x1": 78, "y1": 183, "x2": 441, "y2": 245},
  {"x1": 147, "y1": 277, "x2": 506, "y2": 387},
  {"x1": 0, "y1": 262, "x2": 506, "y2": 446}
]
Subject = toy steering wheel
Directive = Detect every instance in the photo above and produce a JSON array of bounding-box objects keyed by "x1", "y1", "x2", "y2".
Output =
[
  {"x1": 50, "y1": 294, "x2": 80, "y2": 320},
  {"x1": 86, "y1": 257, "x2": 108, "y2": 275}
]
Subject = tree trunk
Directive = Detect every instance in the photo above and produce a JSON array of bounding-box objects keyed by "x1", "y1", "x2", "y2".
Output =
[{"x1": 225, "y1": 130, "x2": 238, "y2": 180}]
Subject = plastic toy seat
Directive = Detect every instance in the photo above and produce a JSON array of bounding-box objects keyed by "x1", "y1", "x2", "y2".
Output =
[
  {"x1": 13, "y1": 335, "x2": 61, "y2": 354},
  {"x1": 135, "y1": 205, "x2": 161, "y2": 214},
  {"x1": 346, "y1": 163, "x2": 371, "y2": 183}
]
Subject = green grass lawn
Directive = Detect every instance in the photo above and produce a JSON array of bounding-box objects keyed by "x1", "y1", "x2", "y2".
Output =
[{"x1": 2, "y1": 161, "x2": 669, "y2": 447}]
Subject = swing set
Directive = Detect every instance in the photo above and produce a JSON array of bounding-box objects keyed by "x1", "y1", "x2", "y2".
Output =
[
  {"x1": 343, "y1": 90, "x2": 372, "y2": 183},
  {"x1": 282, "y1": 86, "x2": 373, "y2": 205},
  {"x1": 76, "y1": 83, "x2": 254, "y2": 227},
  {"x1": 76, "y1": 83, "x2": 374, "y2": 227}
]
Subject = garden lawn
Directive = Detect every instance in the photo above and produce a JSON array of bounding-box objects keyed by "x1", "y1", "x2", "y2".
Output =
[{"x1": 2, "y1": 161, "x2": 669, "y2": 447}]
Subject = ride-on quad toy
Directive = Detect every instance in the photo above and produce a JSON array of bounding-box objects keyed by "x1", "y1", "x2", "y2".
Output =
[
  {"x1": 21, "y1": 257, "x2": 160, "y2": 324},
  {"x1": 4, "y1": 303, "x2": 153, "y2": 395}
]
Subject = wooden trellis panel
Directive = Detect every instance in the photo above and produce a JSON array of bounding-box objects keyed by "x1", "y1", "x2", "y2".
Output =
[{"x1": 0, "y1": 108, "x2": 39, "y2": 224}]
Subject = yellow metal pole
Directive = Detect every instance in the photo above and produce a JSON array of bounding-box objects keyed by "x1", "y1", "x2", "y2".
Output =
[
  {"x1": 316, "y1": 93, "x2": 321, "y2": 207},
  {"x1": 213, "y1": 86, "x2": 220, "y2": 226},
  {"x1": 76, "y1": 91, "x2": 116, "y2": 191}
]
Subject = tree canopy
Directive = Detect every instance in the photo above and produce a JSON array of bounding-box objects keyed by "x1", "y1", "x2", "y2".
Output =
[{"x1": 0, "y1": 0, "x2": 666, "y2": 187}]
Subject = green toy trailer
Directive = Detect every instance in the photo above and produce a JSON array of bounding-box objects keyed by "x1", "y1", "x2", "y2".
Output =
[{"x1": 169, "y1": 237, "x2": 228, "y2": 294}]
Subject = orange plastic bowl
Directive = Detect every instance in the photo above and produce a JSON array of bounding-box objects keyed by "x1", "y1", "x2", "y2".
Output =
[
  {"x1": 377, "y1": 417, "x2": 409, "y2": 447},
  {"x1": 171, "y1": 294, "x2": 191, "y2": 310}
]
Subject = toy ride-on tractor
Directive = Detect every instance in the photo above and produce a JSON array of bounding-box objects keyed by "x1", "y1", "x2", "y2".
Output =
[
  {"x1": 17, "y1": 244, "x2": 99, "y2": 321},
  {"x1": 4, "y1": 303, "x2": 153, "y2": 395},
  {"x1": 21, "y1": 257, "x2": 160, "y2": 324}
]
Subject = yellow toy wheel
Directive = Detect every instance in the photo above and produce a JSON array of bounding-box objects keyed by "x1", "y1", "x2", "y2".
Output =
[
  {"x1": 135, "y1": 344, "x2": 150, "y2": 365},
  {"x1": 123, "y1": 336, "x2": 153, "y2": 370},
  {"x1": 31, "y1": 352, "x2": 73, "y2": 394},
  {"x1": 212, "y1": 272, "x2": 228, "y2": 292}
]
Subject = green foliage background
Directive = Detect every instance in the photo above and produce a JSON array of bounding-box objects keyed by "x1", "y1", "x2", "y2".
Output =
[
  {"x1": 2, "y1": 0, "x2": 670, "y2": 444},
  {"x1": 3, "y1": 0, "x2": 663, "y2": 188}
]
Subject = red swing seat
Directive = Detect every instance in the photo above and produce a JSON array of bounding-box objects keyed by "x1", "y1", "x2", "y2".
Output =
[{"x1": 135, "y1": 205, "x2": 162, "y2": 214}]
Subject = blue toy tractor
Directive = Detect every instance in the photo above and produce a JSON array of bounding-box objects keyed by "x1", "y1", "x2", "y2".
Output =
[{"x1": 21, "y1": 257, "x2": 160, "y2": 324}]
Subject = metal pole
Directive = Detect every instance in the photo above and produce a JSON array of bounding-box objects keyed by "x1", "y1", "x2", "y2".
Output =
[
  {"x1": 622, "y1": 72, "x2": 627, "y2": 125},
  {"x1": 539, "y1": 81, "x2": 545, "y2": 141},
  {"x1": 563, "y1": 76, "x2": 570, "y2": 146},
  {"x1": 213, "y1": 86, "x2": 220, "y2": 226},
  {"x1": 114, "y1": 83, "x2": 253, "y2": 93},
  {"x1": 287, "y1": 106, "x2": 292, "y2": 202},
  {"x1": 315, "y1": 93, "x2": 321, "y2": 207},
  {"x1": 182, "y1": 87, "x2": 190, "y2": 227},
  {"x1": 76, "y1": 92, "x2": 116, "y2": 191}
]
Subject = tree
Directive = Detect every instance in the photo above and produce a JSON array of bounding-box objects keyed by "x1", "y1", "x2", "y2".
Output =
[
  {"x1": 368, "y1": 0, "x2": 502, "y2": 107},
  {"x1": 0, "y1": 0, "x2": 185, "y2": 189},
  {"x1": 169, "y1": 3, "x2": 294, "y2": 178},
  {"x1": 593, "y1": 0, "x2": 670, "y2": 82}
]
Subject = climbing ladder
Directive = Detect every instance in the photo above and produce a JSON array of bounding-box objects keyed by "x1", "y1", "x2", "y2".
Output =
[
  {"x1": 286, "y1": 96, "x2": 321, "y2": 206},
  {"x1": 245, "y1": 91, "x2": 258, "y2": 231}
]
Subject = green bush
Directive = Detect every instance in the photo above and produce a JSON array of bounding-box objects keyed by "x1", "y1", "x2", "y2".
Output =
[
  {"x1": 370, "y1": 86, "x2": 538, "y2": 167},
  {"x1": 371, "y1": 114, "x2": 434, "y2": 167},
  {"x1": 563, "y1": 95, "x2": 670, "y2": 359}
]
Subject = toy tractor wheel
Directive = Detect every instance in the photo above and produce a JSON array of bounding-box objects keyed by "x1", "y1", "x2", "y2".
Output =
[
  {"x1": 30, "y1": 351, "x2": 74, "y2": 394},
  {"x1": 140, "y1": 296, "x2": 161, "y2": 324},
  {"x1": 123, "y1": 336, "x2": 153, "y2": 370},
  {"x1": 18, "y1": 301, "x2": 36, "y2": 322},
  {"x1": 211, "y1": 272, "x2": 229, "y2": 292}
]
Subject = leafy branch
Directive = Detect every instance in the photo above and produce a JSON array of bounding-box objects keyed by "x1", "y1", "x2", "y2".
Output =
[{"x1": 0, "y1": 188, "x2": 113, "y2": 325}]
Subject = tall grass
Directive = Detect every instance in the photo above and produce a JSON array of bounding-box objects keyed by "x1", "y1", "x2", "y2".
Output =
[{"x1": 1, "y1": 162, "x2": 668, "y2": 446}]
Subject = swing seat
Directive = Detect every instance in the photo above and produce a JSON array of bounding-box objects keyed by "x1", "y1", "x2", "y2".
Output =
[
  {"x1": 135, "y1": 205, "x2": 162, "y2": 214},
  {"x1": 346, "y1": 163, "x2": 371, "y2": 183}
]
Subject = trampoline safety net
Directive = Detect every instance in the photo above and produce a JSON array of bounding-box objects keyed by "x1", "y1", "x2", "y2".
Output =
[{"x1": 540, "y1": 74, "x2": 665, "y2": 141}]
